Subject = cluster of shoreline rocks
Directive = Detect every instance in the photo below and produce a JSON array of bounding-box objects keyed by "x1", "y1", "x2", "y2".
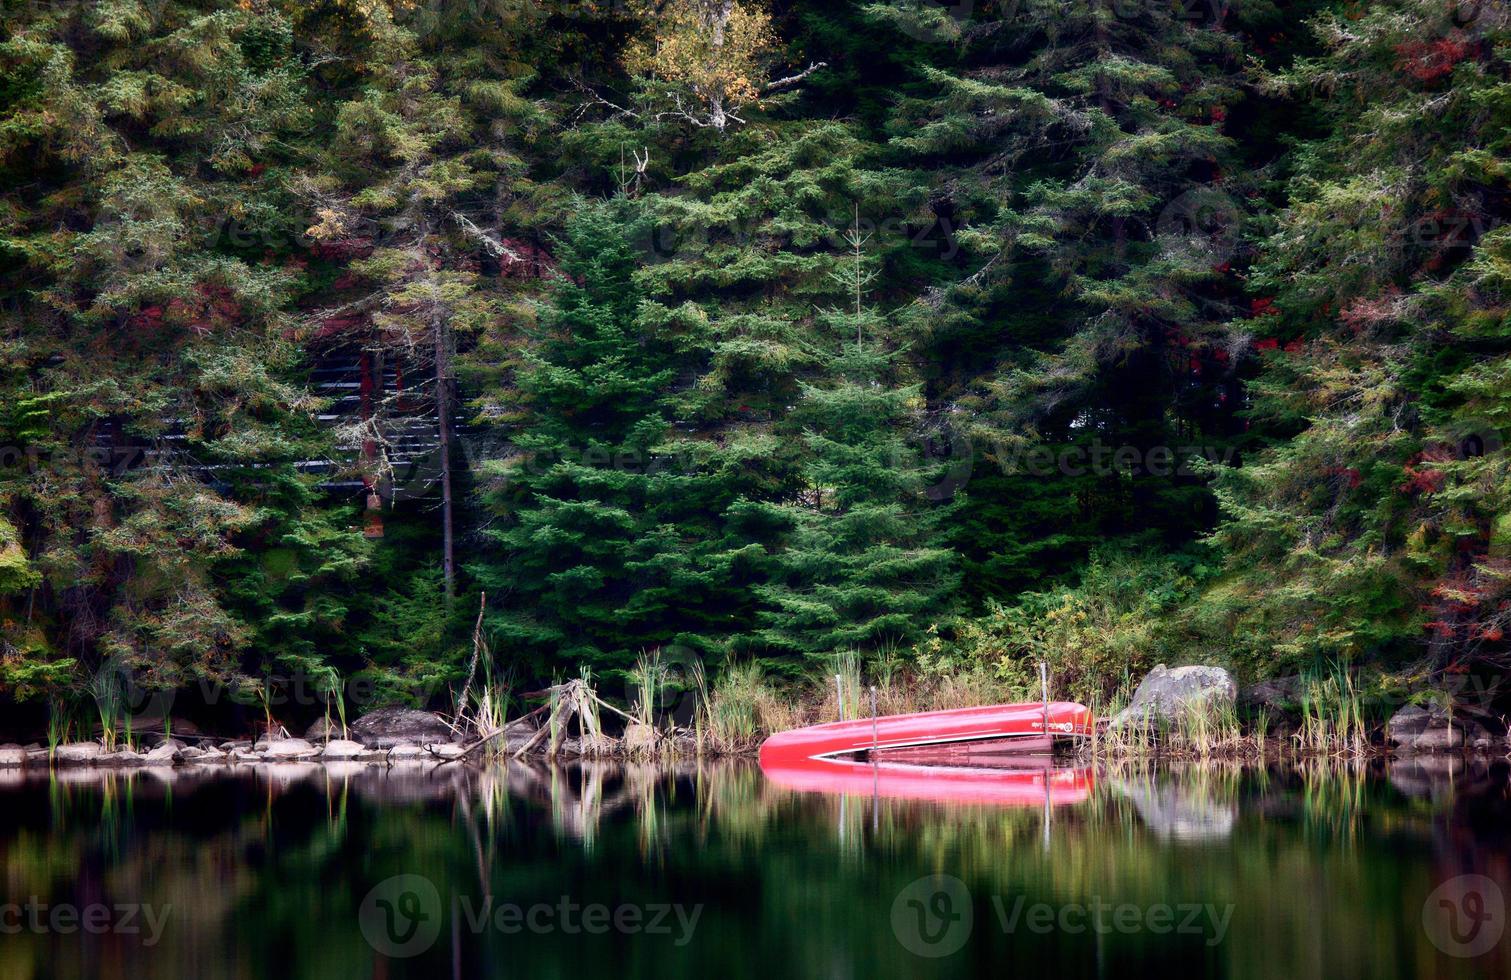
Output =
[
  {"x1": 0, "y1": 707, "x2": 524, "y2": 769},
  {"x1": 0, "y1": 704, "x2": 698, "y2": 769},
  {"x1": 1111, "y1": 663, "x2": 1511, "y2": 755}
]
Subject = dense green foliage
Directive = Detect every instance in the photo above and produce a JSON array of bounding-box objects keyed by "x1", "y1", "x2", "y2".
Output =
[{"x1": 0, "y1": 0, "x2": 1506, "y2": 728}]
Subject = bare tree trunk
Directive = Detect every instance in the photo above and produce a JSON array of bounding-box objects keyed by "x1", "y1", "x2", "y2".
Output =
[
  {"x1": 434, "y1": 312, "x2": 456, "y2": 602},
  {"x1": 1095, "y1": 1, "x2": 1126, "y2": 263},
  {"x1": 360, "y1": 349, "x2": 385, "y2": 539}
]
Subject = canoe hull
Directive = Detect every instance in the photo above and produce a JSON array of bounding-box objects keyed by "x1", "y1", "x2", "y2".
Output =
[
  {"x1": 760, "y1": 754, "x2": 1094, "y2": 807},
  {"x1": 758, "y1": 700, "x2": 1093, "y2": 768}
]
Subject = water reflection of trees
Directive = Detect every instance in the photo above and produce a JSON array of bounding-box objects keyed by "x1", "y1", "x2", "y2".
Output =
[{"x1": 1, "y1": 760, "x2": 1509, "y2": 979}]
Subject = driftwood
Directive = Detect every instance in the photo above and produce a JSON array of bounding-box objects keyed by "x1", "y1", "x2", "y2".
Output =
[
  {"x1": 451, "y1": 593, "x2": 488, "y2": 733},
  {"x1": 438, "y1": 677, "x2": 663, "y2": 765},
  {"x1": 433, "y1": 702, "x2": 549, "y2": 765},
  {"x1": 511, "y1": 679, "x2": 641, "y2": 759}
]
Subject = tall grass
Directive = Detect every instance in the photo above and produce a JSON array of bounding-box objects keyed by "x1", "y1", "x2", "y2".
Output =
[
  {"x1": 576, "y1": 666, "x2": 613, "y2": 756},
  {"x1": 1294, "y1": 661, "x2": 1366, "y2": 756},
  {"x1": 88, "y1": 669, "x2": 125, "y2": 752},
  {"x1": 825, "y1": 650, "x2": 863, "y2": 721},
  {"x1": 46, "y1": 697, "x2": 74, "y2": 754},
  {"x1": 314, "y1": 665, "x2": 348, "y2": 742},
  {"x1": 627, "y1": 649, "x2": 668, "y2": 727},
  {"x1": 694, "y1": 662, "x2": 795, "y2": 753},
  {"x1": 465, "y1": 681, "x2": 511, "y2": 757},
  {"x1": 1094, "y1": 699, "x2": 1247, "y2": 760},
  {"x1": 1169, "y1": 698, "x2": 1245, "y2": 759}
]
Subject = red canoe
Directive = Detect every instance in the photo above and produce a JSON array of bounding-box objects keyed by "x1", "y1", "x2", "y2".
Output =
[
  {"x1": 760, "y1": 754, "x2": 1095, "y2": 807},
  {"x1": 758, "y1": 700, "x2": 1094, "y2": 768}
]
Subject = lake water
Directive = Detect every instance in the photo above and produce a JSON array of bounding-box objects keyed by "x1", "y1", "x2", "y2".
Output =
[{"x1": 0, "y1": 758, "x2": 1507, "y2": 978}]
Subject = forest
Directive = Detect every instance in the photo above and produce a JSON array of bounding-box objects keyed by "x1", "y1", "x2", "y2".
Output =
[{"x1": 0, "y1": 0, "x2": 1507, "y2": 739}]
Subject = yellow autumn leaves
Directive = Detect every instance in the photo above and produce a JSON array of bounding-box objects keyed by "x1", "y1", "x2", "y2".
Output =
[{"x1": 624, "y1": 0, "x2": 779, "y2": 130}]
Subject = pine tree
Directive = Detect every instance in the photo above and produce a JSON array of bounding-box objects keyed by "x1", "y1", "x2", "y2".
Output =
[
  {"x1": 866, "y1": 0, "x2": 1250, "y2": 598},
  {"x1": 295, "y1": 0, "x2": 557, "y2": 602},
  {"x1": 752, "y1": 218, "x2": 959, "y2": 663},
  {"x1": 1200, "y1": 0, "x2": 1511, "y2": 672},
  {"x1": 475, "y1": 204, "x2": 750, "y2": 676},
  {"x1": 0, "y1": 0, "x2": 367, "y2": 698}
]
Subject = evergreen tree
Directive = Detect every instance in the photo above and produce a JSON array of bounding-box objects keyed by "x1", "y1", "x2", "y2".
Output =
[
  {"x1": 753, "y1": 220, "x2": 959, "y2": 664},
  {"x1": 0, "y1": 0, "x2": 367, "y2": 699},
  {"x1": 476, "y1": 204, "x2": 751, "y2": 676},
  {"x1": 1200, "y1": 0, "x2": 1511, "y2": 673},
  {"x1": 294, "y1": 0, "x2": 560, "y2": 604},
  {"x1": 866, "y1": 0, "x2": 1250, "y2": 599}
]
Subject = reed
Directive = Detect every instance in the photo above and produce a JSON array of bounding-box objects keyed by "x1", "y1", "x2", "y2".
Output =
[
  {"x1": 627, "y1": 649, "x2": 668, "y2": 728},
  {"x1": 823, "y1": 649, "x2": 863, "y2": 721},
  {"x1": 698, "y1": 662, "x2": 794, "y2": 753},
  {"x1": 687, "y1": 658, "x2": 712, "y2": 754},
  {"x1": 1168, "y1": 698, "x2": 1245, "y2": 759},
  {"x1": 1093, "y1": 699, "x2": 1258, "y2": 760},
  {"x1": 451, "y1": 648, "x2": 516, "y2": 760},
  {"x1": 314, "y1": 665, "x2": 348, "y2": 742},
  {"x1": 45, "y1": 697, "x2": 72, "y2": 754},
  {"x1": 88, "y1": 668, "x2": 124, "y2": 752},
  {"x1": 1093, "y1": 712, "x2": 1157, "y2": 759},
  {"x1": 1293, "y1": 661, "x2": 1366, "y2": 756}
]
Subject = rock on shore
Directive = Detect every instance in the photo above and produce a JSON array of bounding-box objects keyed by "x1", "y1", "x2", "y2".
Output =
[
  {"x1": 1111, "y1": 664, "x2": 1237, "y2": 730},
  {"x1": 1387, "y1": 703, "x2": 1499, "y2": 753},
  {"x1": 344, "y1": 707, "x2": 457, "y2": 749}
]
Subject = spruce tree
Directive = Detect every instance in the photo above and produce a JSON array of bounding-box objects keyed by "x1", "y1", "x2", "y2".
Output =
[
  {"x1": 475, "y1": 204, "x2": 746, "y2": 676},
  {"x1": 1201, "y1": 0, "x2": 1511, "y2": 672},
  {"x1": 753, "y1": 219, "x2": 959, "y2": 664},
  {"x1": 0, "y1": 0, "x2": 367, "y2": 697},
  {"x1": 866, "y1": 0, "x2": 1250, "y2": 598}
]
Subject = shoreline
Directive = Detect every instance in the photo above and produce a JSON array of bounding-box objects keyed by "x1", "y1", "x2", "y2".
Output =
[{"x1": 4, "y1": 735, "x2": 1504, "y2": 772}]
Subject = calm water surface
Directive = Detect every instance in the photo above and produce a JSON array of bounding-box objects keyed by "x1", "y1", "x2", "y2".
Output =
[{"x1": 0, "y1": 758, "x2": 1507, "y2": 979}]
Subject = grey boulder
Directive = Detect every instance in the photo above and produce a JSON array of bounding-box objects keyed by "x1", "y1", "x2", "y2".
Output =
[
  {"x1": 1111, "y1": 664, "x2": 1237, "y2": 730},
  {"x1": 260, "y1": 738, "x2": 321, "y2": 760},
  {"x1": 347, "y1": 707, "x2": 456, "y2": 749},
  {"x1": 320, "y1": 739, "x2": 366, "y2": 760},
  {"x1": 53, "y1": 742, "x2": 105, "y2": 765},
  {"x1": 1388, "y1": 703, "x2": 1498, "y2": 753},
  {"x1": 143, "y1": 740, "x2": 183, "y2": 766}
]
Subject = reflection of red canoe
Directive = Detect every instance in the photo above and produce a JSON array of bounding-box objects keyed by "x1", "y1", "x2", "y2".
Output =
[
  {"x1": 761, "y1": 754, "x2": 1094, "y2": 806},
  {"x1": 758, "y1": 701, "x2": 1094, "y2": 768}
]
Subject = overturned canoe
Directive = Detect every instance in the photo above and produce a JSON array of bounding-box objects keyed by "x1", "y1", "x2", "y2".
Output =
[
  {"x1": 758, "y1": 700, "x2": 1094, "y2": 768},
  {"x1": 761, "y1": 754, "x2": 1094, "y2": 806}
]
